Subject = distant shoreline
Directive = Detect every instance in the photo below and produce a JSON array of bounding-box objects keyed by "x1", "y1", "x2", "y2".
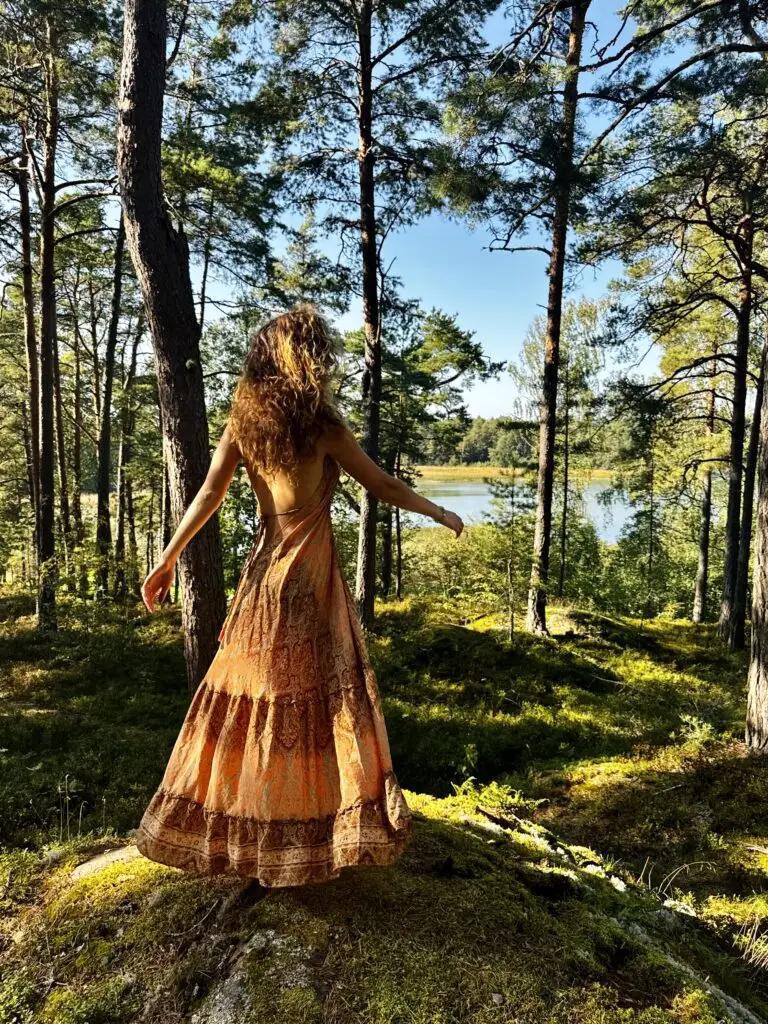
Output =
[{"x1": 413, "y1": 464, "x2": 614, "y2": 483}]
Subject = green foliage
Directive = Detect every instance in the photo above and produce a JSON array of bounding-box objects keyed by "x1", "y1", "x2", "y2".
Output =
[{"x1": 2, "y1": 591, "x2": 767, "y2": 1022}]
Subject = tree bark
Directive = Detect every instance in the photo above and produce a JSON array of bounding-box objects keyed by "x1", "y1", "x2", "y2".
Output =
[
  {"x1": 719, "y1": 242, "x2": 753, "y2": 642},
  {"x1": 20, "y1": 400, "x2": 35, "y2": 510},
  {"x1": 53, "y1": 331, "x2": 73, "y2": 584},
  {"x1": 115, "y1": 315, "x2": 142, "y2": 601},
  {"x1": 381, "y1": 507, "x2": 393, "y2": 597},
  {"x1": 557, "y1": 359, "x2": 570, "y2": 599},
  {"x1": 87, "y1": 278, "x2": 102, "y2": 423},
  {"x1": 17, "y1": 136, "x2": 39, "y2": 535},
  {"x1": 393, "y1": 450, "x2": 403, "y2": 600},
  {"x1": 731, "y1": 331, "x2": 767, "y2": 650},
  {"x1": 693, "y1": 344, "x2": 717, "y2": 623},
  {"x1": 526, "y1": 0, "x2": 589, "y2": 634},
  {"x1": 72, "y1": 326, "x2": 88, "y2": 598},
  {"x1": 199, "y1": 191, "x2": 214, "y2": 333},
  {"x1": 117, "y1": 0, "x2": 226, "y2": 689},
  {"x1": 746, "y1": 346, "x2": 768, "y2": 751},
  {"x1": 353, "y1": 0, "x2": 382, "y2": 629},
  {"x1": 95, "y1": 216, "x2": 126, "y2": 596},
  {"x1": 37, "y1": 25, "x2": 59, "y2": 630}
]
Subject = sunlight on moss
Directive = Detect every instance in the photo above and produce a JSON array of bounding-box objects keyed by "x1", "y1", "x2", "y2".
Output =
[{"x1": 2, "y1": 598, "x2": 768, "y2": 1022}]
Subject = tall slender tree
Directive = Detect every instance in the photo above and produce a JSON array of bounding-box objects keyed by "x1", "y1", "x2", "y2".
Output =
[{"x1": 257, "y1": 0, "x2": 500, "y2": 625}]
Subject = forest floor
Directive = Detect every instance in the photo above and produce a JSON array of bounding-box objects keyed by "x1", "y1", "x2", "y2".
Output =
[{"x1": 1, "y1": 591, "x2": 768, "y2": 1023}]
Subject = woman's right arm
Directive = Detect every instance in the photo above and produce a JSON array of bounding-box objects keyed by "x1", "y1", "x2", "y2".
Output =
[{"x1": 324, "y1": 425, "x2": 464, "y2": 537}]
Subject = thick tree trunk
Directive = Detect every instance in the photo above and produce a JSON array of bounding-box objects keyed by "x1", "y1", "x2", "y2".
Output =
[
  {"x1": 354, "y1": 0, "x2": 382, "y2": 629},
  {"x1": 719, "y1": 254, "x2": 753, "y2": 641},
  {"x1": 693, "y1": 346, "x2": 717, "y2": 623},
  {"x1": 117, "y1": 0, "x2": 226, "y2": 689},
  {"x1": 731, "y1": 333, "x2": 768, "y2": 651},
  {"x1": 37, "y1": 28, "x2": 59, "y2": 631},
  {"x1": 95, "y1": 217, "x2": 126, "y2": 597},
  {"x1": 526, "y1": 0, "x2": 589, "y2": 634},
  {"x1": 746, "y1": 352, "x2": 768, "y2": 751}
]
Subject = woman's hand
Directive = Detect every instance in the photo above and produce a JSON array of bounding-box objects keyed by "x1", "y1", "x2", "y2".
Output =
[
  {"x1": 142, "y1": 561, "x2": 175, "y2": 613},
  {"x1": 442, "y1": 510, "x2": 464, "y2": 538}
]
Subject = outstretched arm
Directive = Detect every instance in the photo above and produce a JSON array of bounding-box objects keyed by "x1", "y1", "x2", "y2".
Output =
[
  {"x1": 324, "y1": 425, "x2": 464, "y2": 537},
  {"x1": 142, "y1": 424, "x2": 241, "y2": 612}
]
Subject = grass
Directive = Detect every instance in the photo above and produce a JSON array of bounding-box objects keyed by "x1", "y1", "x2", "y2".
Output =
[{"x1": 1, "y1": 589, "x2": 767, "y2": 1022}]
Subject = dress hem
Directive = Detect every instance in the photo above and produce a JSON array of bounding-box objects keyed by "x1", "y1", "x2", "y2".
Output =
[{"x1": 134, "y1": 783, "x2": 413, "y2": 888}]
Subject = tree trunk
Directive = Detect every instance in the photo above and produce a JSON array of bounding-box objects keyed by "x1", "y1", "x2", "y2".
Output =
[
  {"x1": 354, "y1": 0, "x2": 382, "y2": 629},
  {"x1": 17, "y1": 136, "x2": 39, "y2": 535},
  {"x1": 199, "y1": 192, "x2": 214, "y2": 333},
  {"x1": 395, "y1": 449, "x2": 403, "y2": 600},
  {"x1": 20, "y1": 400, "x2": 35, "y2": 510},
  {"x1": 161, "y1": 463, "x2": 172, "y2": 563},
  {"x1": 746, "y1": 350, "x2": 768, "y2": 751},
  {"x1": 146, "y1": 476, "x2": 156, "y2": 577},
  {"x1": 95, "y1": 217, "x2": 126, "y2": 597},
  {"x1": 644, "y1": 440, "x2": 656, "y2": 621},
  {"x1": 381, "y1": 507, "x2": 393, "y2": 597},
  {"x1": 88, "y1": 278, "x2": 102, "y2": 424},
  {"x1": 37, "y1": 26, "x2": 59, "y2": 631},
  {"x1": 720, "y1": 248, "x2": 753, "y2": 641},
  {"x1": 731, "y1": 332, "x2": 767, "y2": 651},
  {"x1": 117, "y1": 0, "x2": 226, "y2": 689},
  {"x1": 53, "y1": 332, "x2": 73, "y2": 585},
  {"x1": 557, "y1": 362, "x2": 570, "y2": 599},
  {"x1": 115, "y1": 316, "x2": 142, "y2": 601},
  {"x1": 72, "y1": 327, "x2": 88, "y2": 598},
  {"x1": 693, "y1": 345, "x2": 717, "y2": 623},
  {"x1": 526, "y1": 0, "x2": 589, "y2": 635}
]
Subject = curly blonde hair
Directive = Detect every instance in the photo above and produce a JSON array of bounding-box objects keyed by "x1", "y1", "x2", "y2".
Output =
[{"x1": 229, "y1": 304, "x2": 342, "y2": 477}]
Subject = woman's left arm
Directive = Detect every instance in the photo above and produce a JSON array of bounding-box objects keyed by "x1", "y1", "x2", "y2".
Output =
[{"x1": 142, "y1": 424, "x2": 241, "y2": 612}]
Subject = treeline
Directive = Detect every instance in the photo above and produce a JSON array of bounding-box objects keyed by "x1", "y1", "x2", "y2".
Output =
[{"x1": 4, "y1": 2, "x2": 768, "y2": 743}]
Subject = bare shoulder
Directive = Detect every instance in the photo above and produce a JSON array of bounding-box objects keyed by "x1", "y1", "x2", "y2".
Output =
[{"x1": 320, "y1": 420, "x2": 354, "y2": 456}]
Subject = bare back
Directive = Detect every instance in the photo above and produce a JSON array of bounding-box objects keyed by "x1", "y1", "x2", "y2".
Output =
[{"x1": 240, "y1": 431, "x2": 342, "y2": 542}]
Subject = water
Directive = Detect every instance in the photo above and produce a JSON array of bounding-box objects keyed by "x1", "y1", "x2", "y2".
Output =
[{"x1": 413, "y1": 475, "x2": 633, "y2": 544}]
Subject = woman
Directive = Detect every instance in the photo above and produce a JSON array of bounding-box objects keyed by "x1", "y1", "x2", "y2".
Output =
[{"x1": 136, "y1": 304, "x2": 463, "y2": 888}]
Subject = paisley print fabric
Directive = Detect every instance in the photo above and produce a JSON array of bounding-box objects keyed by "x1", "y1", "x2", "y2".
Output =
[{"x1": 135, "y1": 455, "x2": 413, "y2": 887}]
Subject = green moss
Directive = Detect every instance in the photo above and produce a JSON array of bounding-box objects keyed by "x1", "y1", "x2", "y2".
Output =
[
  {"x1": 2, "y1": 595, "x2": 767, "y2": 1022},
  {"x1": 39, "y1": 978, "x2": 140, "y2": 1024}
]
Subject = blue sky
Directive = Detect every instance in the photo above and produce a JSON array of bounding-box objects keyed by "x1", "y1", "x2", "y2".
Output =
[
  {"x1": 330, "y1": 5, "x2": 646, "y2": 418},
  {"x1": 336, "y1": 215, "x2": 621, "y2": 418},
  {"x1": 199, "y1": 6, "x2": 654, "y2": 418}
]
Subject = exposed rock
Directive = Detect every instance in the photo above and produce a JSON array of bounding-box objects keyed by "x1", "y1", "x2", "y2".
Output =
[
  {"x1": 71, "y1": 845, "x2": 141, "y2": 881},
  {"x1": 190, "y1": 928, "x2": 316, "y2": 1024}
]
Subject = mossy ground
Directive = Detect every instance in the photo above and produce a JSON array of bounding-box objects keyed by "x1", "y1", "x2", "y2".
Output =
[{"x1": 1, "y1": 591, "x2": 767, "y2": 1022}]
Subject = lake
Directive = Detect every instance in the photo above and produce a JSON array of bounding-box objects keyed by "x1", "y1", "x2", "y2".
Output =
[{"x1": 413, "y1": 475, "x2": 634, "y2": 544}]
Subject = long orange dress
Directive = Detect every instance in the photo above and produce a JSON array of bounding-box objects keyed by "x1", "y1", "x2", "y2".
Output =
[{"x1": 135, "y1": 454, "x2": 413, "y2": 887}]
